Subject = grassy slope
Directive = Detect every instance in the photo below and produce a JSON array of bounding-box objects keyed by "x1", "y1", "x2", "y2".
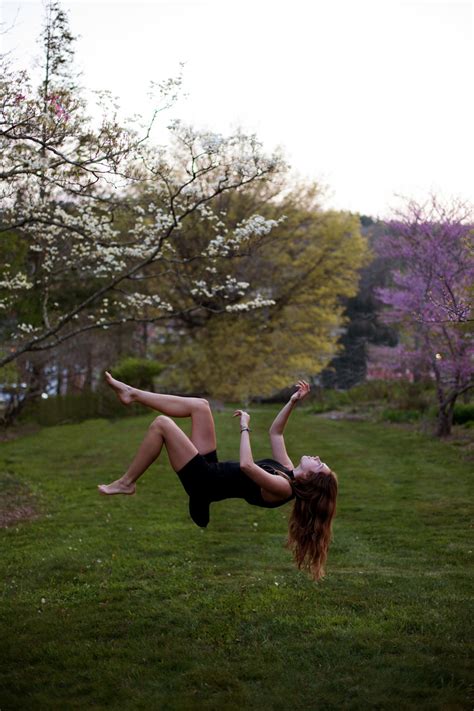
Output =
[{"x1": 0, "y1": 407, "x2": 472, "y2": 710}]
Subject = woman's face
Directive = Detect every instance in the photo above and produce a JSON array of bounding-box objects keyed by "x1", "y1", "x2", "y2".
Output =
[{"x1": 299, "y1": 455, "x2": 331, "y2": 477}]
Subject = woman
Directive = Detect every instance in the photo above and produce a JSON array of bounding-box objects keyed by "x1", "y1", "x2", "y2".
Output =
[{"x1": 98, "y1": 374, "x2": 338, "y2": 580}]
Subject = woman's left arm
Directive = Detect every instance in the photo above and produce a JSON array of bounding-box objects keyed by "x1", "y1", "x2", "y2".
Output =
[
  {"x1": 268, "y1": 380, "x2": 310, "y2": 469},
  {"x1": 233, "y1": 410, "x2": 292, "y2": 498}
]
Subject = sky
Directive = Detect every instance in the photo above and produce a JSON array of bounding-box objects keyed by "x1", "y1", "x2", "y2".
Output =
[{"x1": 1, "y1": 0, "x2": 473, "y2": 218}]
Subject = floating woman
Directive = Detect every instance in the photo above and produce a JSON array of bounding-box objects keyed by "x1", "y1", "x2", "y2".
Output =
[{"x1": 98, "y1": 374, "x2": 338, "y2": 580}]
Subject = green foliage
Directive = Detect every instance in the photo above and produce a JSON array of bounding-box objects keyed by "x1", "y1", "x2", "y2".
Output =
[
  {"x1": 0, "y1": 411, "x2": 472, "y2": 709},
  {"x1": 348, "y1": 380, "x2": 434, "y2": 411},
  {"x1": 0, "y1": 361, "x2": 21, "y2": 387},
  {"x1": 453, "y1": 403, "x2": 474, "y2": 425},
  {"x1": 309, "y1": 389, "x2": 352, "y2": 413},
  {"x1": 381, "y1": 408, "x2": 421, "y2": 423},
  {"x1": 0, "y1": 230, "x2": 43, "y2": 328},
  {"x1": 309, "y1": 380, "x2": 435, "y2": 414},
  {"x1": 110, "y1": 358, "x2": 164, "y2": 391}
]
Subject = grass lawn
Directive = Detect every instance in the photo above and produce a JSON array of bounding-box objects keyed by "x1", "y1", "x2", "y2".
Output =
[{"x1": 0, "y1": 407, "x2": 472, "y2": 710}]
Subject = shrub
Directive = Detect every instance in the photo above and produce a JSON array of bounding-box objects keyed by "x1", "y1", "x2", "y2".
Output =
[
  {"x1": 110, "y1": 358, "x2": 164, "y2": 391},
  {"x1": 453, "y1": 403, "x2": 474, "y2": 425},
  {"x1": 347, "y1": 380, "x2": 398, "y2": 403}
]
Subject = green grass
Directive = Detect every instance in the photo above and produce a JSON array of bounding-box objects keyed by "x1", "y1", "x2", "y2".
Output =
[{"x1": 1, "y1": 407, "x2": 473, "y2": 710}]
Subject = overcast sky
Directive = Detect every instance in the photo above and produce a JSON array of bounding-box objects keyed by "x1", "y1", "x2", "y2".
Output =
[{"x1": 1, "y1": 0, "x2": 473, "y2": 218}]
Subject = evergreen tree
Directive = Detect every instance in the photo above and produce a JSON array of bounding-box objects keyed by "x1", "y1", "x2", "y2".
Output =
[{"x1": 320, "y1": 218, "x2": 398, "y2": 389}]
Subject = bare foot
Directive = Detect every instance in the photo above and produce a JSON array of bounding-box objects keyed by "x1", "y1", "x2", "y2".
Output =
[
  {"x1": 104, "y1": 371, "x2": 134, "y2": 405},
  {"x1": 98, "y1": 479, "x2": 136, "y2": 496}
]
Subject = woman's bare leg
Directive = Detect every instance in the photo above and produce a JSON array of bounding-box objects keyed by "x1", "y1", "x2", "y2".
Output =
[
  {"x1": 104, "y1": 371, "x2": 217, "y2": 454},
  {"x1": 98, "y1": 416, "x2": 198, "y2": 495}
]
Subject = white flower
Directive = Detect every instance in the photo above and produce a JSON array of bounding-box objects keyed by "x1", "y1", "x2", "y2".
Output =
[
  {"x1": 0, "y1": 273, "x2": 33, "y2": 290},
  {"x1": 225, "y1": 295, "x2": 275, "y2": 313},
  {"x1": 17, "y1": 322, "x2": 37, "y2": 334}
]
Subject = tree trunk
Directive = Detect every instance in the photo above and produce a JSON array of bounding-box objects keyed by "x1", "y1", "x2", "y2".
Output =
[
  {"x1": 1, "y1": 392, "x2": 26, "y2": 427},
  {"x1": 56, "y1": 362, "x2": 62, "y2": 396},
  {"x1": 1, "y1": 365, "x2": 43, "y2": 427},
  {"x1": 84, "y1": 349, "x2": 93, "y2": 391},
  {"x1": 142, "y1": 322, "x2": 148, "y2": 358},
  {"x1": 436, "y1": 400, "x2": 455, "y2": 437},
  {"x1": 30, "y1": 362, "x2": 45, "y2": 399}
]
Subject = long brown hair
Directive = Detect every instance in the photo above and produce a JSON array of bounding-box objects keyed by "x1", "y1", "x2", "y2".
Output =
[{"x1": 286, "y1": 469, "x2": 338, "y2": 581}]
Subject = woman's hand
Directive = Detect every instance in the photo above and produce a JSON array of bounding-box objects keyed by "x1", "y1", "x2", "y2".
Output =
[
  {"x1": 289, "y1": 380, "x2": 310, "y2": 403},
  {"x1": 233, "y1": 409, "x2": 250, "y2": 429}
]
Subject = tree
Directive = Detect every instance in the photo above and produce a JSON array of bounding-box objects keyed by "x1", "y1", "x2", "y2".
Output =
[
  {"x1": 155, "y1": 183, "x2": 369, "y2": 400},
  {"x1": 370, "y1": 195, "x2": 474, "y2": 436},
  {"x1": 0, "y1": 0, "x2": 284, "y2": 372}
]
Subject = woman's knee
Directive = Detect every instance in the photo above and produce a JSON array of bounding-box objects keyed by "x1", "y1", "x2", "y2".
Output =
[
  {"x1": 194, "y1": 398, "x2": 211, "y2": 412},
  {"x1": 149, "y1": 415, "x2": 173, "y2": 433}
]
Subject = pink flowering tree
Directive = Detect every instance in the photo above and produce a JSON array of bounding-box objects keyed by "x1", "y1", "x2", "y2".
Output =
[
  {"x1": 370, "y1": 195, "x2": 474, "y2": 436},
  {"x1": 0, "y1": 1, "x2": 284, "y2": 376}
]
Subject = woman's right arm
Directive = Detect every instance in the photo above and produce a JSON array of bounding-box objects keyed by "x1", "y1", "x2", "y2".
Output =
[
  {"x1": 269, "y1": 380, "x2": 310, "y2": 468},
  {"x1": 233, "y1": 409, "x2": 292, "y2": 498}
]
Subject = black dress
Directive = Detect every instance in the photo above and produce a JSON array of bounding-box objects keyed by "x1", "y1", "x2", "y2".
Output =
[{"x1": 176, "y1": 450, "x2": 295, "y2": 527}]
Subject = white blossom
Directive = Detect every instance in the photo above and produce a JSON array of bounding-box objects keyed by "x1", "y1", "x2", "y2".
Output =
[
  {"x1": 201, "y1": 215, "x2": 285, "y2": 259},
  {"x1": 0, "y1": 273, "x2": 33, "y2": 291},
  {"x1": 17, "y1": 322, "x2": 37, "y2": 334},
  {"x1": 122, "y1": 293, "x2": 173, "y2": 312},
  {"x1": 225, "y1": 294, "x2": 275, "y2": 312}
]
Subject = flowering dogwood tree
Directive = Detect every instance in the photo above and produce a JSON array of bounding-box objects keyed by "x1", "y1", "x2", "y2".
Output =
[
  {"x1": 0, "y1": 1, "x2": 283, "y2": 371},
  {"x1": 371, "y1": 195, "x2": 474, "y2": 436}
]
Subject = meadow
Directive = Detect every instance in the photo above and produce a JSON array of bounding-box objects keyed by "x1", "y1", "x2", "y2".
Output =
[{"x1": 1, "y1": 407, "x2": 472, "y2": 710}]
